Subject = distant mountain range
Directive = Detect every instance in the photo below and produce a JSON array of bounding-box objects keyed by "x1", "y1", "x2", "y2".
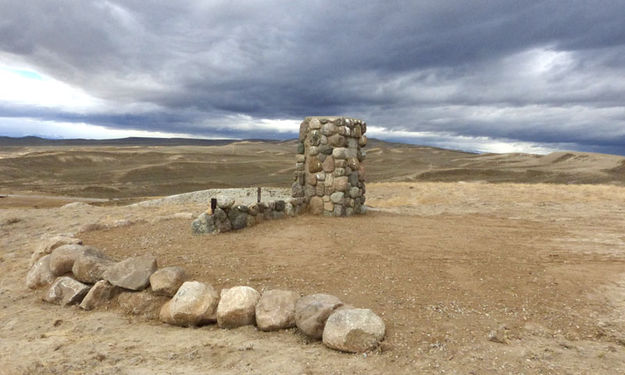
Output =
[{"x1": 0, "y1": 136, "x2": 267, "y2": 147}]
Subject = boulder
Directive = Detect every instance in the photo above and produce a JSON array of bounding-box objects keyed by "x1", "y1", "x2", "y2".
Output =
[
  {"x1": 117, "y1": 290, "x2": 168, "y2": 319},
  {"x1": 26, "y1": 254, "x2": 56, "y2": 289},
  {"x1": 217, "y1": 286, "x2": 260, "y2": 328},
  {"x1": 72, "y1": 253, "x2": 114, "y2": 284},
  {"x1": 79, "y1": 280, "x2": 118, "y2": 310},
  {"x1": 164, "y1": 281, "x2": 220, "y2": 326},
  {"x1": 149, "y1": 266, "x2": 187, "y2": 297},
  {"x1": 30, "y1": 235, "x2": 82, "y2": 267},
  {"x1": 192, "y1": 213, "x2": 216, "y2": 234},
  {"x1": 216, "y1": 195, "x2": 235, "y2": 209},
  {"x1": 322, "y1": 308, "x2": 385, "y2": 353},
  {"x1": 104, "y1": 255, "x2": 157, "y2": 291},
  {"x1": 43, "y1": 276, "x2": 90, "y2": 306},
  {"x1": 228, "y1": 206, "x2": 248, "y2": 230},
  {"x1": 256, "y1": 289, "x2": 300, "y2": 331},
  {"x1": 295, "y1": 294, "x2": 343, "y2": 339},
  {"x1": 49, "y1": 244, "x2": 99, "y2": 276},
  {"x1": 309, "y1": 196, "x2": 324, "y2": 215}
]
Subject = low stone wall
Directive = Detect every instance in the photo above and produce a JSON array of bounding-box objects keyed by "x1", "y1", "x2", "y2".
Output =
[
  {"x1": 27, "y1": 235, "x2": 386, "y2": 354},
  {"x1": 191, "y1": 194, "x2": 307, "y2": 235}
]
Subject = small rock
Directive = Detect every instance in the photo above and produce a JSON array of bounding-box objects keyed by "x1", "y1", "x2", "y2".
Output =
[
  {"x1": 228, "y1": 206, "x2": 248, "y2": 230},
  {"x1": 43, "y1": 276, "x2": 90, "y2": 306},
  {"x1": 334, "y1": 176, "x2": 349, "y2": 192},
  {"x1": 322, "y1": 308, "x2": 386, "y2": 353},
  {"x1": 163, "y1": 281, "x2": 220, "y2": 326},
  {"x1": 26, "y1": 254, "x2": 56, "y2": 289},
  {"x1": 295, "y1": 294, "x2": 343, "y2": 339},
  {"x1": 256, "y1": 289, "x2": 300, "y2": 331},
  {"x1": 309, "y1": 196, "x2": 324, "y2": 215},
  {"x1": 104, "y1": 255, "x2": 157, "y2": 291},
  {"x1": 49, "y1": 244, "x2": 99, "y2": 276},
  {"x1": 79, "y1": 280, "x2": 118, "y2": 310},
  {"x1": 72, "y1": 253, "x2": 114, "y2": 284},
  {"x1": 332, "y1": 147, "x2": 348, "y2": 159},
  {"x1": 217, "y1": 286, "x2": 260, "y2": 328},
  {"x1": 30, "y1": 235, "x2": 82, "y2": 267},
  {"x1": 487, "y1": 325, "x2": 510, "y2": 344},
  {"x1": 149, "y1": 267, "x2": 187, "y2": 297},
  {"x1": 322, "y1": 156, "x2": 335, "y2": 173},
  {"x1": 192, "y1": 213, "x2": 216, "y2": 234},
  {"x1": 330, "y1": 192, "x2": 344, "y2": 204},
  {"x1": 117, "y1": 290, "x2": 168, "y2": 319},
  {"x1": 308, "y1": 157, "x2": 322, "y2": 173}
]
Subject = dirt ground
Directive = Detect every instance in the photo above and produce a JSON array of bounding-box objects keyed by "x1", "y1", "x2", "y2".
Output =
[{"x1": 2, "y1": 182, "x2": 625, "y2": 374}]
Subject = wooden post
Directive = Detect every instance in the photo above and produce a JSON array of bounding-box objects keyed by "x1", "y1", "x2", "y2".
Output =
[
  {"x1": 210, "y1": 198, "x2": 217, "y2": 213},
  {"x1": 257, "y1": 187, "x2": 261, "y2": 203}
]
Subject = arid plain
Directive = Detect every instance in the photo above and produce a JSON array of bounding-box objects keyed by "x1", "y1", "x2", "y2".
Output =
[{"x1": 2, "y1": 139, "x2": 625, "y2": 374}]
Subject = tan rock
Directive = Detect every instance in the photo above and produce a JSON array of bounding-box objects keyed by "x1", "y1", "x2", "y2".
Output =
[
  {"x1": 117, "y1": 290, "x2": 168, "y2": 319},
  {"x1": 26, "y1": 254, "x2": 55, "y2": 289},
  {"x1": 322, "y1": 156, "x2": 335, "y2": 173},
  {"x1": 30, "y1": 235, "x2": 82, "y2": 267},
  {"x1": 104, "y1": 255, "x2": 157, "y2": 291},
  {"x1": 149, "y1": 266, "x2": 187, "y2": 297},
  {"x1": 43, "y1": 276, "x2": 90, "y2": 306},
  {"x1": 322, "y1": 308, "x2": 385, "y2": 353},
  {"x1": 309, "y1": 196, "x2": 324, "y2": 215},
  {"x1": 334, "y1": 176, "x2": 349, "y2": 192},
  {"x1": 72, "y1": 253, "x2": 114, "y2": 284},
  {"x1": 49, "y1": 244, "x2": 98, "y2": 276},
  {"x1": 256, "y1": 289, "x2": 300, "y2": 331},
  {"x1": 295, "y1": 294, "x2": 343, "y2": 339},
  {"x1": 165, "y1": 281, "x2": 220, "y2": 326},
  {"x1": 79, "y1": 280, "x2": 118, "y2": 310},
  {"x1": 217, "y1": 286, "x2": 260, "y2": 328},
  {"x1": 307, "y1": 156, "x2": 322, "y2": 173},
  {"x1": 359, "y1": 135, "x2": 367, "y2": 147}
]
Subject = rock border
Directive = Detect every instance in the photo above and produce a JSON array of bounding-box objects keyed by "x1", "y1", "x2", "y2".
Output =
[{"x1": 27, "y1": 235, "x2": 386, "y2": 354}]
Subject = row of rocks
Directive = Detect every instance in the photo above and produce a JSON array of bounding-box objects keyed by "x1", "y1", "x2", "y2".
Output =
[
  {"x1": 292, "y1": 116, "x2": 367, "y2": 217},
  {"x1": 191, "y1": 194, "x2": 306, "y2": 235},
  {"x1": 27, "y1": 236, "x2": 385, "y2": 353}
]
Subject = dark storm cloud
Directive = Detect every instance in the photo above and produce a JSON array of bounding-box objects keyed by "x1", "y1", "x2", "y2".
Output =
[{"x1": 1, "y1": 0, "x2": 624, "y2": 153}]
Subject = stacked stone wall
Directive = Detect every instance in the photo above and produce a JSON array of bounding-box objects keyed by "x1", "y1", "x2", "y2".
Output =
[{"x1": 291, "y1": 116, "x2": 367, "y2": 217}]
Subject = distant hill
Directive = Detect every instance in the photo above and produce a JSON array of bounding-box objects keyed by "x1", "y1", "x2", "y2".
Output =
[
  {"x1": 1, "y1": 136, "x2": 624, "y2": 199},
  {"x1": 0, "y1": 136, "x2": 243, "y2": 147}
]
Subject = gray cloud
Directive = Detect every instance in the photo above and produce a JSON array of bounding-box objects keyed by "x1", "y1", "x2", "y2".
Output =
[{"x1": 1, "y1": 0, "x2": 625, "y2": 154}]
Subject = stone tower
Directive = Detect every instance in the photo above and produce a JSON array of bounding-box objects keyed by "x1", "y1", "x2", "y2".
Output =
[{"x1": 291, "y1": 116, "x2": 367, "y2": 216}]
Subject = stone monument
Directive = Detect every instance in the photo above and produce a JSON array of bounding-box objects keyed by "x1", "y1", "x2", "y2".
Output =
[{"x1": 291, "y1": 116, "x2": 367, "y2": 216}]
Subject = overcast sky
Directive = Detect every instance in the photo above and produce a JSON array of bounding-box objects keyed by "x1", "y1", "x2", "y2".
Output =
[{"x1": 1, "y1": 1, "x2": 625, "y2": 154}]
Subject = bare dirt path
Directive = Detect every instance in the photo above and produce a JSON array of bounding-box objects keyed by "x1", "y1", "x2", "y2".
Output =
[{"x1": 2, "y1": 182, "x2": 625, "y2": 374}]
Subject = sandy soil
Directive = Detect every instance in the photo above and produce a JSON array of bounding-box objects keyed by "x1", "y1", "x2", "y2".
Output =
[{"x1": 2, "y1": 182, "x2": 625, "y2": 374}]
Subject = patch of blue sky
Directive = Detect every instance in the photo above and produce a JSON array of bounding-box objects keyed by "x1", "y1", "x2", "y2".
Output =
[{"x1": 5, "y1": 67, "x2": 44, "y2": 80}]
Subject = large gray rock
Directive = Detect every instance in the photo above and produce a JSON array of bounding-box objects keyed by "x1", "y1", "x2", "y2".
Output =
[
  {"x1": 216, "y1": 195, "x2": 235, "y2": 209},
  {"x1": 49, "y1": 244, "x2": 98, "y2": 276},
  {"x1": 217, "y1": 286, "x2": 260, "y2": 328},
  {"x1": 161, "y1": 281, "x2": 220, "y2": 326},
  {"x1": 191, "y1": 213, "x2": 216, "y2": 234},
  {"x1": 72, "y1": 253, "x2": 114, "y2": 284},
  {"x1": 149, "y1": 266, "x2": 187, "y2": 297},
  {"x1": 79, "y1": 280, "x2": 118, "y2": 311},
  {"x1": 117, "y1": 290, "x2": 168, "y2": 319},
  {"x1": 228, "y1": 206, "x2": 248, "y2": 230},
  {"x1": 43, "y1": 276, "x2": 90, "y2": 306},
  {"x1": 104, "y1": 255, "x2": 157, "y2": 291},
  {"x1": 322, "y1": 308, "x2": 386, "y2": 353},
  {"x1": 26, "y1": 254, "x2": 55, "y2": 289},
  {"x1": 295, "y1": 294, "x2": 343, "y2": 339},
  {"x1": 255, "y1": 289, "x2": 299, "y2": 331},
  {"x1": 30, "y1": 235, "x2": 82, "y2": 267}
]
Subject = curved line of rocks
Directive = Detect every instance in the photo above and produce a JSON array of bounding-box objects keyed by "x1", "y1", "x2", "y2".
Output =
[{"x1": 27, "y1": 235, "x2": 386, "y2": 354}]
